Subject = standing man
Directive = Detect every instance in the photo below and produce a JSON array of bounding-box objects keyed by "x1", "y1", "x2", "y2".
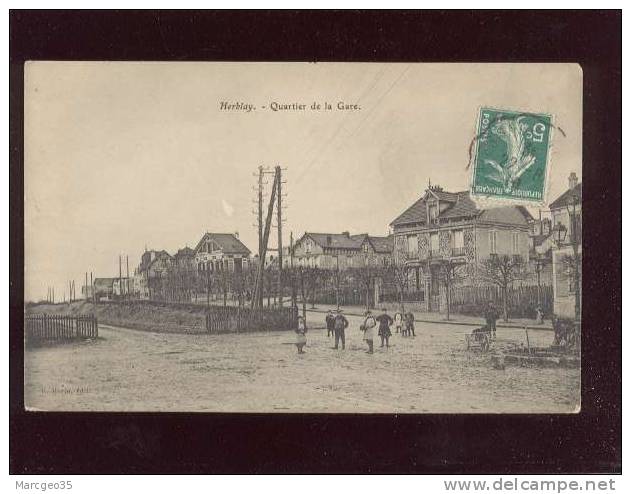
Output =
[
  {"x1": 376, "y1": 308, "x2": 393, "y2": 348},
  {"x1": 325, "y1": 309, "x2": 336, "y2": 338},
  {"x1": 484, "y1": 302, "x2": 498, "y2": 340},
  {"x1": 333, "y1": 309, "x2": 348, "y2": 350}
]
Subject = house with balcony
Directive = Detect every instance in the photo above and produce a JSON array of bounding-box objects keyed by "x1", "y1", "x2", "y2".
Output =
[
  {"x1": 194, "y1": 232, "x2": 251, "y2": 274},
  {"x1": 549, "y1": 172, "x2": 582, "y2": 319},
  {"x1": 291, "y1": 231, "x2": 393, "y2": 269},
  {"x1": 390, "y1": 184, "x2": 533, "y2": 311}
]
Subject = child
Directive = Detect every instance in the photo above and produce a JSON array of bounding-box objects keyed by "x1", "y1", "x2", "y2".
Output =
[
  {"x1": 536, "y1": 305, "x2": 544, "y2": 325},
  {"x1": 405, "y1": 311, "x2": 415, "y2": 337},
  {"x1": 361, "y1": 310, "x2": 377, "y2": 354},
  {"x1": 325, "y1": 310, "x2": 336, "y2": 337},
  {"x1": 394, "y1": 310, "x2": 404, "y2": 335},
  {"x1": 295, "y1": 315, "x2": 307, "y2": 354}
]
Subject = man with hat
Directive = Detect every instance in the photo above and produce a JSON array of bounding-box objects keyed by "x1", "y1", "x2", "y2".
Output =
[
  {"x1": 333, "y1": 309, "x2": 349, "y2": 350},
  {"x1": 376, "y1": 307, "x2": 394, "y2": 348}
]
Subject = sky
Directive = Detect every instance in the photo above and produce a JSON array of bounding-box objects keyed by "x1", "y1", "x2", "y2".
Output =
[{"x1": 24, "y1": 62, "x2": 582, "y2": 302}]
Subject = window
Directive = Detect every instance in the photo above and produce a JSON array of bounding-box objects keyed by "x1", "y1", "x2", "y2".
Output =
[
  {"x1": 489, "y1": 231, "x2": 497, "y2": 254},
  {"x1": 430, "y1": 233, "x2": 439, "y2": 255},
  {"x1": 453, "y1": 230, "x2": 464, "y2": 249},
  {"x1": 362, "y1": 242, "x2": 369, "y2": 253},
  {"x1": 512, "y1": 232, "x2": 519, "y2": 254},
  {"x1": 305, "y1": 239, "x2": 312, "y2": 254},
  {"x1": 452, "y1": 230, "x2": 464, "y2": 256},
  {"x1": 407, "y1": 234, "x2": 418, "y2": 256},
  {"x1": 428, "y1": 201, "x2": 438, "y2": 222}
]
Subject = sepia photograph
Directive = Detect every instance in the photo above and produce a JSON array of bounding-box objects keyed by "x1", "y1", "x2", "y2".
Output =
[{"x1": 22, "y1": 62, "x2": 584, "y2": 414}]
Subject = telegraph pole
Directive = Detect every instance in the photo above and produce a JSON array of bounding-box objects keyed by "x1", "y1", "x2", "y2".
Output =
[
  {"x1": 258, "y1": 165, "x2": 263, "y2": 266},
  {"x1": 85, "y1": 272, "x2": 88, "y2": 301},
  {"x1": 126, "y1": 255, "x2": 130, "y2": 299},
  {"x1": 119, "y1": 255, "x2": 122, "y2": 300},
  {"x1": 90, "y1": 272, "x2": 93, "y2": 303},
  {"x1": 276, "y1": 166, "x2": 283, "y2": 307},
  {"x1": 252, "y1": 170, "x2": 278, "y2": 309},
  {"x1": 290, "y1": 231, "x2": 297, "y2": 309}
]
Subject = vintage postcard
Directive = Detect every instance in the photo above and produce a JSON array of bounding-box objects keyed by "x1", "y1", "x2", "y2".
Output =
[{"x1": 23, "y1": 62, "x2": 582, "y2": 413}]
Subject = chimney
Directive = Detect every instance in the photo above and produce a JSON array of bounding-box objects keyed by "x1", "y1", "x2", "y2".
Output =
[
  {"x1": 342, "y1": 231, "x2": 350, "y2": 237},
  {"x1": 568, "y1": 172, "x2": 578, "y2": 190},
  {"x1": 234, "y1": 231, "x2": 239, "y2": 239}
]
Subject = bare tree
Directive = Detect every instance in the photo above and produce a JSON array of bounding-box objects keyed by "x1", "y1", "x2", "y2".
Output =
[
  {"x1": 302, "y1": 267, "x2": 321, "y2": 309},
  {"x1": 390, "y1": 249, "x2": 411, "y2": 313},
  {"x1": 298, "y1": 266, "x2": 307, "y2": 320},
  {"x1": 478, "y1": 254, "x2": 527, "y2": 321},
  {"x1": 204, "y1": 269, "x2": 213, "y2": 307},
  {"x1": 353, "y1": 253, "x2": 382, "y2": 310},
  {"x1": 218, "y1": 267, "x2": 231, "y2": 307},
  {"x1": 434, "y1": 259, "x2": 465, "y2": 321}
]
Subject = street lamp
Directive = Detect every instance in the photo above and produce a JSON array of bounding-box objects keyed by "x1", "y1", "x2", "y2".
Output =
[{"x1": 553, "y1": 223, "x2": 567, "y2": 245}]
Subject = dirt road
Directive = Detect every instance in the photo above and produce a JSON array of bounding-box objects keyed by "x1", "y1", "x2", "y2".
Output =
[{"x1": 24, "y1": 315, "x2": 579, "y2": 413}]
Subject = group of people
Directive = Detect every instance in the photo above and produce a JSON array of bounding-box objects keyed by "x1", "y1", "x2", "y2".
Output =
[
  {"x1": 320, "y1": 307, "x2": 415, "y2": 354},
  {"x1": 294, "y1": 301, "x2": 504, "y2": 354}
]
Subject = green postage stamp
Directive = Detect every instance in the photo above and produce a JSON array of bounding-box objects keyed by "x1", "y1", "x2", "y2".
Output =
[{"x1": 470, "y1": 108, "x2": 553, "y2": 204}]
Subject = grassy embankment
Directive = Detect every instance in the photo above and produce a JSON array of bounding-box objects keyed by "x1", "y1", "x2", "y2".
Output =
[{"x1": 26, "y1": 300, "x2": 208, "y2": 334}]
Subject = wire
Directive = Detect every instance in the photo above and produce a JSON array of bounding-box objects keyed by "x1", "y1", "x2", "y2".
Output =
[{"x1": 295, "y1": 66, "x2": 389, "y2": 184}]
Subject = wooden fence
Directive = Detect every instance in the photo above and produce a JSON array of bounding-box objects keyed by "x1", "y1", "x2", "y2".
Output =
[
  {"x1": 205, "y1": 305, "x2": 298, "y2": 334},
  {"x1": 25, "y1": 314, "x2": 98, "y2": 344}
]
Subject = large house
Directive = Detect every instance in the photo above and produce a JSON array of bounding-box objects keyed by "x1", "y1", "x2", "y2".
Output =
[
  {"x1": 173, "y1": 246, "x2": 197, "y2": 270},
  {"x1": 194, "y1": 232, "x2": 251, "y2": 273},
  {"x1": 134, "y1": 249, "x2": 173, "y2": 298},
  {"x1": 291, "y1": 232, "x2": 393, "y2": 269},
  {"x1": 549, "y1": 172, "x2": 582, "y2": 319},
  {"x1": 390, "y1": 184, "x2": 533, "y2": 311}
]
